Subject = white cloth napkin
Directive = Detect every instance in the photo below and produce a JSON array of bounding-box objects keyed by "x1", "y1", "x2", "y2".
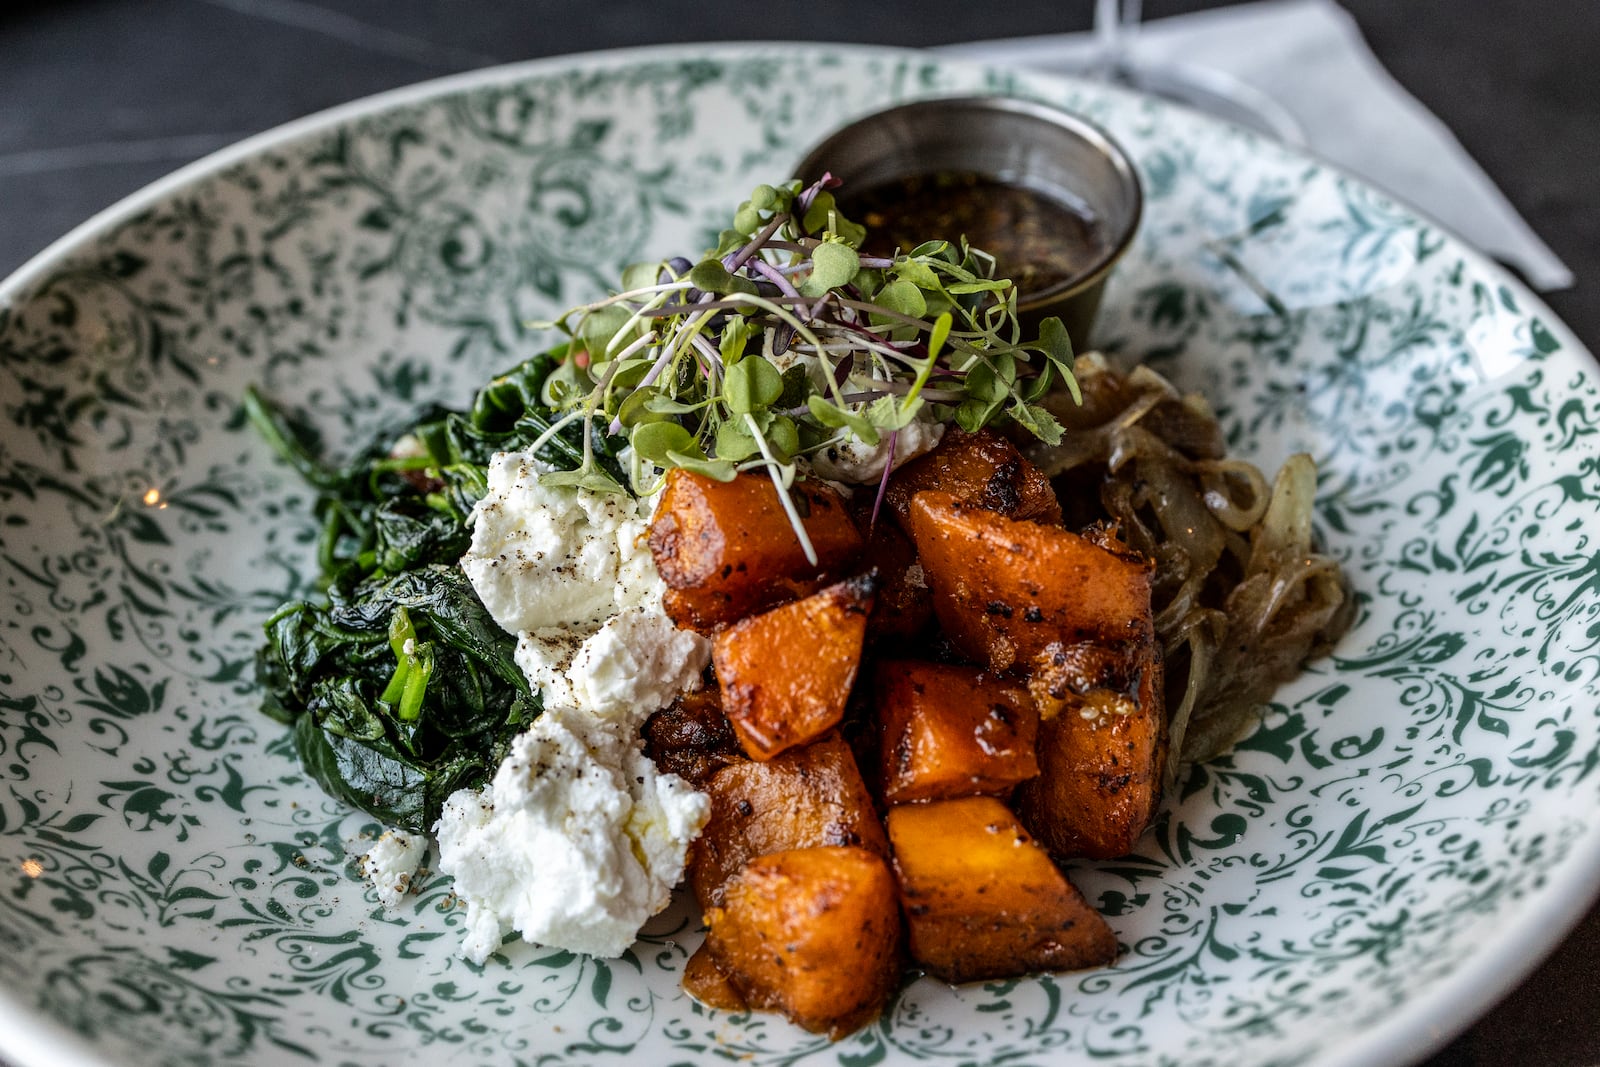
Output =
[{"x1": 937, "y1": 0, "x2": 1573, "y2": 291}]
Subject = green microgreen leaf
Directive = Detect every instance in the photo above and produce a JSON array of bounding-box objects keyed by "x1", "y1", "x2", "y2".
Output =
[
  {"x1": 666, "y1": 451, "x2": 737, "y2": 481},
  {"x1": 763, "y1": 414, "x2": 800, "y2": 459},
  {"x1": 807, "y1": 395, "x2": 880, "y2": 446},
  {"x1": 1021, "y1": 366, "x2": 1055, "y2": 402},
  {"x1": 733, "y1": 201, "x2": 763, "y2": 235},
  {"x1": 535, "y1": 465, "x2": 626, "y2": 494},
  {"x1": 1010, "y1": 401, "x2": 1065, "y2": 446},
  {"x1": 775, "y1": 364, "x2": 811, "y2": 411},
  {"x1": 964, "y1": 362, "x2": 1009, "y2": 404},
  {"x1": 616, "y1": 388, "x2": 668, "y2": 429},
  {"x1": 540, "y1": 357, "x2": 589, "y2": 409},
  {"x1": 714, "y1": 420, "x2": 759, "y2": 461},
  {"x1": 1037, "y1": 315, "x2": 1074, "y2": 368},
  {"x1": 750, "y1": 183, "x2": 784, "y2": 212},
  {"x1": 620, "y1": 261, "x2": 663, "y2": 292},
  {"x1": 719, "y1": 317, "x2": 753, "y2": 365},
  {"x1": 631, "y1": 421, "x2": 703, "y2": 465},
  {"x1": 866, "y1": 394, "x2": 923, "y2": 433},
  {"x1": 874, "y1": 278, "x2": 927, "y2": 318},
  {"x1": 891, "y1": 257, "x2": 943, "y2": 291},
  {"x1": 689, "y1": 259, "x2": 757, "y2": 296},
  {"x1": 607, "y1": 356, "x2": 657, "y2": 392},
  {"x1": 955, "y1": 396, "x2": 995, "y2": 433},
  {"x1": 928, "y1": 311, "x2": 953, "y2": 360},
  {"x1": 724, "y1": 357, "x2": 783, "y2": 415},
  {"x1": 1036, "y1": 315, "x2": 1082, "y2": 404},
  {"x1": 643, "y1": 393, "x2": 712, "y2": 415},
  {"x1": 946, "y1": 278, "x2": 1012, "y2": 296},
  {"x1": 799, "y1": 240, "x2": 861, "y2": 297},
  {"x1": 578, "y1": 304, "x2": 638, "y2": 356}
]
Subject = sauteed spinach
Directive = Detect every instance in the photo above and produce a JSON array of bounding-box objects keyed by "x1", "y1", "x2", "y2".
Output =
[{"x1": 250, "y1": 346, "x2": 624, "y2": 832}]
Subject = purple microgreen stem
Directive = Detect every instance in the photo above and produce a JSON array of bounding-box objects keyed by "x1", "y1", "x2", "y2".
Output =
[
  {"x1": 724, "y1": 213, "x2": 790, "y2": 274},
  {"x1": 869, "y1": 428, "x2": 899, "y2": 533},
  {"x1": 794, "y1": 335, "x2": 925, "y2": 370},
  {"x1": 689, "y1": 333, "x2": 724, "y2": 383},
  {"x1": 747, "y1": 258, "x2": 801, "y2": 300},
  {"x1": 606, "y1": 329, "x2": 658, "y2": 363},
  {"x1": 603, "y1": 330, "x2": 661, "y2": 434},
  {"x1": 795, "y1": 172, "x2": 835, "y2": 218}
]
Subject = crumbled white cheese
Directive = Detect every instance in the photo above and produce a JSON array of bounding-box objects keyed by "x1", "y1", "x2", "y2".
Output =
[
  {"x1": 434, "y1": 705, "x2": 710, "y2": 963},
  {"x1": 361, "y1": 828, "x2": 427, "y2": 910},
  {"x1": 443, "y1": 449, "x2": 713, "y2": 963},
  {"x1": 810, "y1": 416, "x2": 945, "y2": 484},
  {"x1": 460, "y1": 451, "x2": 659, "y2": 633},
  {"x1": 517, "y1": 605, "x2": 710, "y2": 722}
]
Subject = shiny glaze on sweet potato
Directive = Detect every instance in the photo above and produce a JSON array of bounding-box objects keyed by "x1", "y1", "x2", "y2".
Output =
[
  {"x1": 648, "y1": 469, "x2": 864, "y2": 631},
  {"x1": 906, "y1": 490, "x2": 1154, "y2": 688},
  {"x1": 875, "y1": 660, "x2": 1039, "y2": 803},
  {"x1": 885, "y1": 428, "x2": 1063, "y2": 531},
  {"x1": 713, "y1": 574, "x2": 876, "y2": 761},
  {"x1": 703, "y1": 846, "x2": 903, "y2": 1039},
  {"x1": 688, "y1": 732, "x2": 889, "y2": 913},
  {"x1": 886, "y1": 796, "x2": 1116, "y2": 984},
  {"x1": 1015, "y1": 643, "x2": 1167, "y2": 860}
]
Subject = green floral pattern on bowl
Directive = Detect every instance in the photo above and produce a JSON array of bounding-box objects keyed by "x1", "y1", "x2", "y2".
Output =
[{"x1": 1, "y1": 43, "x2": 1597, "y2": 1067}]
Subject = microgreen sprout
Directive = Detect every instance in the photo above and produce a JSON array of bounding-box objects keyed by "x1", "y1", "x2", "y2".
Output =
[{"x1": 532, "y1": 175, "x2": 1078, "y2": 550}]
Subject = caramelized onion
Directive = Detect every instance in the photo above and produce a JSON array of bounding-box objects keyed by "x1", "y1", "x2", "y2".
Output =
[{"x1": 1031, "y1": 355, "x2": 1354, "y2": 764}]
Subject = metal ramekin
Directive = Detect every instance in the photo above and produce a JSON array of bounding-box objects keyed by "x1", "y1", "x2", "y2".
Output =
[{"x1": 793, "y1": 96, "x2": 1143, "y2": 350}]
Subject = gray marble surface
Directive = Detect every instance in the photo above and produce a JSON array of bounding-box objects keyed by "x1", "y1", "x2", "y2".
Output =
[{"x1": 2, "y1": 1, "x2": 1596, "y2": 1064}]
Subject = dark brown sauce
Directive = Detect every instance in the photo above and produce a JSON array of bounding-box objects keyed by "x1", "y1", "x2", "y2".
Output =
[{"x1": 840, "y1": 171, "x2": 1108, "y2": 295}]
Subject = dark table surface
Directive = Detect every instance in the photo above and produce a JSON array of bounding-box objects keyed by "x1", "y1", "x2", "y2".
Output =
[{"x1": 2, "y1": 1, "x2": 1596, "y2": 1064}]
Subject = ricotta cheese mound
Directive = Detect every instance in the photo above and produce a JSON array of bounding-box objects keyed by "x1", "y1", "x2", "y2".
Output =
[
  {"x1": 517, "y1": 605, "x2": 711, "y2": 720},
  {"x1": 434, "y1": 704, "x2": 710, "y2": 964},
  {"x1": 442, "y1": 448, "x2": 714, "y2": 962},
  {"x1": 460, "y1": 450, "x2": 661, "y2": 633},
  {"x1": 361, "y1": 828, "x2": 427, "y2": 910}
]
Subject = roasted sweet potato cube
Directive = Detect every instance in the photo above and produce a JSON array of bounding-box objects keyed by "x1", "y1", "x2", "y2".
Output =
[
  {"x1": 648, "y1": 469, "x2": 864, "y2": 631},
  {"x1": 689, "y1": 732, "x2": 889, "y2": 912},
  {"x1": 906, "y1": 491, "x2": 1154, "y2": 684},
  {"x1": 704, "y1": 846, "x2": 902, "y2": 1038},
  {"x1": 681, "y1": 941, "x2": 748, "y2": 1012},
  {"x1": 876, "y1": 661, "x2": 1039, "y2": 803},
  {"x1": 713, "y1": 575, "x2": 875, "y2": 761},
  {"x1": 1016, "y1": 644, "x2": 1166, "y2": 859},
  {"x1": 642, "y1": 686, "x2": 744, "y2": 789},
  {"x1": 885, "y1": 428, "x2": 1063, "y2": 531},
  {"x1": 886, "y1": 796, "x2": 1116, "y2": 984}
]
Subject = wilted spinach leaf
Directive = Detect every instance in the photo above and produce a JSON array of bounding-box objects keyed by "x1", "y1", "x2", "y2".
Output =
[{"x1": 249, "y1": 348, "x2": 615, "y2": 831}]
